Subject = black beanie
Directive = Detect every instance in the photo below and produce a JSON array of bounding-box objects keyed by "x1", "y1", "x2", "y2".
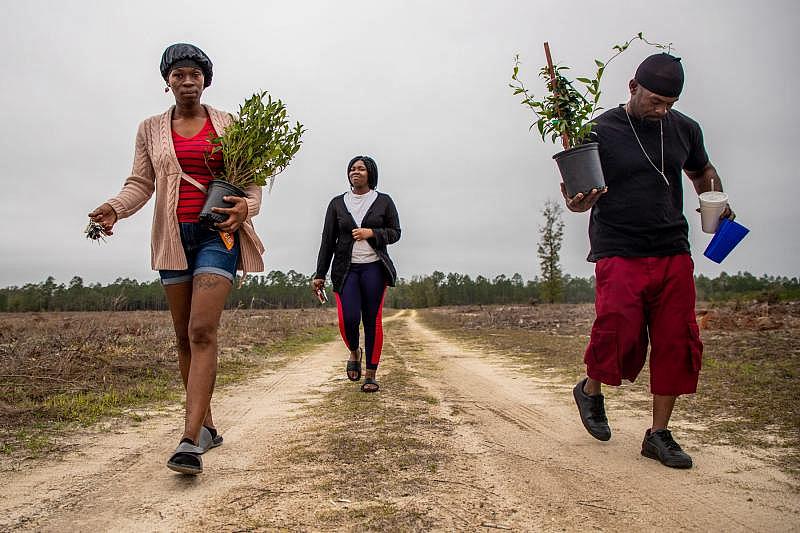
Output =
[
  {"x1": 347, "y1": 156, "x2": 379, "y2": 190},
  {"x1": 160, "y1": 43, "x2": 213, "y2": 87},
  {"x1": 634, "y1": 53, "x2": 684, "y2": 97}
]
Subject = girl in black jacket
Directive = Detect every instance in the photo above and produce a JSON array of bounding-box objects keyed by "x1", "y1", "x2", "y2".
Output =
[{"x1": 312, "y1": 156, "x2": 401, "y2": 392}]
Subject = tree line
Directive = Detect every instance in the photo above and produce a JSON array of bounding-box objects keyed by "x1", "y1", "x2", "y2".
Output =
[
  {"x1": 1, "y1": 270, "x2": 797, "y2": 313},
  {"x1": 8, "y1": 201, "x2": 792, "y2": 312}
]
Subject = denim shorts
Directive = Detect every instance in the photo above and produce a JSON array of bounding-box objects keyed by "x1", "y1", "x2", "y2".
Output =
[{"x1": 159, "y1": 223, "x2": 240, "y2": 285}]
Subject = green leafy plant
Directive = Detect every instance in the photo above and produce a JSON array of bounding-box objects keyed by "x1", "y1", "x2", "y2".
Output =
[
  {"x1": 510, "y1": 33, "x2": 671, "y2": 150},
  {"x1": 209, "y1": 91, "x2": 305, "y2": 189}
]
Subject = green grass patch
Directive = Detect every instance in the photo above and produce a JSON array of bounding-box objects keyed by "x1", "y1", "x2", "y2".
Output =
[{"x1": 43, "y1": 379, "x2": 178, "y2": 426}]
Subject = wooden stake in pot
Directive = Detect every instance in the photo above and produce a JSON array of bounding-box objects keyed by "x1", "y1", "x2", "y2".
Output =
[{"x1": 544, "y1": 42, "x2": 571, "y2": 151}]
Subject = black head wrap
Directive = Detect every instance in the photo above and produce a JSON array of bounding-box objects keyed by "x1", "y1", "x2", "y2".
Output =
[
  {"x1": 347, "y1": 155, "x2": 378, "y2": 190},
  {"x1": 160, "y1": 43, "x2": 213, "y2": 87},
  {"x1": 634, "y1": 53, "x2": 684, "y2": 97}
]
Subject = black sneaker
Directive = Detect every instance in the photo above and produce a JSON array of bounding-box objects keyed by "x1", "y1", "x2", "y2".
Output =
[
  {"x1": 572, "y1": 377, "x2": 611, "y2": 441},
  {"x1": 641, "y1": 428, "x2": 693, "y2": 469}
]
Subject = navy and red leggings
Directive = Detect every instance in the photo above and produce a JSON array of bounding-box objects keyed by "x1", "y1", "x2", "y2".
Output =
[{"x1": 334, "y1": 262, "x2": 387, "y2": 370}]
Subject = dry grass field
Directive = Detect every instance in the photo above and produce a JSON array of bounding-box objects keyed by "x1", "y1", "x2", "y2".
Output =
[{"x1": 0, "y1": 308, "x2": 338, "y2": 457}]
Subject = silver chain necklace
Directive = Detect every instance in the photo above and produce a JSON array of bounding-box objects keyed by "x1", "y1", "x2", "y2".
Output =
[{"x1": 625, "y1": 106, "x2": 670, "y2": 186}]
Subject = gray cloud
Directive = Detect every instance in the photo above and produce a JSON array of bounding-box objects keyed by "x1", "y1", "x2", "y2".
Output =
[{"x1": 1, "y1": 0, "x2": 798, "y2": 287}]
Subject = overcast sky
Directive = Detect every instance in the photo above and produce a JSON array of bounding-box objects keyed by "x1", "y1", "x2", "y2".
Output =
[{"x1": 1, "y1": 0, "x2": 798, "y2": 287}]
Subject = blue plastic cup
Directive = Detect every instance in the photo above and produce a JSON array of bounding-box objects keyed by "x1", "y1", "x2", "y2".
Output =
[{"x1": 703, "y1": 218, "x2": 749, "y2": 263}]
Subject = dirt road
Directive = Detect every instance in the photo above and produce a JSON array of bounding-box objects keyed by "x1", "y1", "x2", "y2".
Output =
[{"x1": 2, "y1": 310, "x2": 797, "y2": 531}]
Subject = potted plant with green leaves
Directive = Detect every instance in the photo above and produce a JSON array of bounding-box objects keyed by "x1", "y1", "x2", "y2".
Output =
[
  {"x1": 198, "y1": 90, "x2": 305, "y2": 228},
  {"x1": 510, "y1": 33, "x2": 670, "y2": 197}
]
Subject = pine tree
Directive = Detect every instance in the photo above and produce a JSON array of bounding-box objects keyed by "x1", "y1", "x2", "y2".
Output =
[{"x1": 537, "y1": 199, "x2": 565, "y2": 303}]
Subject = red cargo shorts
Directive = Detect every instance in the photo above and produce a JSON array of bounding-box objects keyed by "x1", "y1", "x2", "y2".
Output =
[{"x1": 584, "y1": 254, "x2": 703, "y2": 396}]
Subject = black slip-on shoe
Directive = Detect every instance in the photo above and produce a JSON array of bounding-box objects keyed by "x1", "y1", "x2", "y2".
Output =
[
  {"x1": 641, "y1": 428, "x2": 693, "y2": 469},
  {"x1": 573, "y1": 377, "x2": 611, "y2": 441}
]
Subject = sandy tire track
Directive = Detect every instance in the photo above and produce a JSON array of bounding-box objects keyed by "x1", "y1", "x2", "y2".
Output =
[{"x1": 404, "y1": 310, "x2": 799, "y2": 532}]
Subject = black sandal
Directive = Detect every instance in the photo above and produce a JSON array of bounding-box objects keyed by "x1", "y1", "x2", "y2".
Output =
[
  {"x1": 361, "y1": 377, "x2": 380, "y2": 393},
  {"x1": 198, "y1": 426, "x2": 223, "y2": 452},
  {"x1": 346, "y1": 348, "x2": 363, "y2": 381},
  {"x1": 167, "y1": 441, "x2": 204, "y2": 475}
]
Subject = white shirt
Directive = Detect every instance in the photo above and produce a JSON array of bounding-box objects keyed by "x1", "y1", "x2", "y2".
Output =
[{"x1": 344, "y1": 190, "x2": 380, "y2": 264}]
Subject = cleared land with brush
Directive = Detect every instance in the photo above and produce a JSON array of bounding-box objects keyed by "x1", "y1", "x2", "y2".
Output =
[{"x1": 1, "y1": 306, "x2": 797, "y2": 531}]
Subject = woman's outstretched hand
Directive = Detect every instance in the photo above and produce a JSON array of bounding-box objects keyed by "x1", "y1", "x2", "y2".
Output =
[
  {"x1": 88, "y1": 203, "x2": 118, "y2": 235},
  {"x1": 212, "y1": 196, "x2": 248, "y2": 232},
  {"x1": 352, "y1": 228, "x2": 374, "y2": 241}
]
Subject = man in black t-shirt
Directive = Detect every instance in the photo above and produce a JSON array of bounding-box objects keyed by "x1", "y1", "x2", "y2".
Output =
[{"x1": 562, "y1": 53, "x2": 734, "y2": 468}]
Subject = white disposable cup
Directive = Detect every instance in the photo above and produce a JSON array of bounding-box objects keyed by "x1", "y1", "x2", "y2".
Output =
[{"x1": 699, "y1": 191, "x2": 729, "y2": 234}]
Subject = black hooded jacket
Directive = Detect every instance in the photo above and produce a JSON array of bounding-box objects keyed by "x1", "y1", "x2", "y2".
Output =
[{"x1": 314, "y1": 192, "x2": 401, "y2": 293}]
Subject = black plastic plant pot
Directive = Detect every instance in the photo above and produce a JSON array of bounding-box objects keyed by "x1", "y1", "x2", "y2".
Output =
[
  {"x1": 198, "y1": 179, "x2": 247, "y2": 229},
  {"x1": 552, "y1": 142, "x2": 606, "y2": 198}
]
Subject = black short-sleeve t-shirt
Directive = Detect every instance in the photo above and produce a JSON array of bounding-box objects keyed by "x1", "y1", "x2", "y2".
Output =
[{"x1": 587, "y1": 105, "x2": 709, "y2": 261}]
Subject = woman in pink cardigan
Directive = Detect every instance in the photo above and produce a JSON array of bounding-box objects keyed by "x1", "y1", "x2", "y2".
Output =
[{"x1": 89, "y1": 43, "x2": 265, "y2": 475}]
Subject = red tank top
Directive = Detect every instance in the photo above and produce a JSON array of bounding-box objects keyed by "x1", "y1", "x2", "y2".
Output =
[{"x1": 173, "y1": 118, "x2": 224, "y2": 222}]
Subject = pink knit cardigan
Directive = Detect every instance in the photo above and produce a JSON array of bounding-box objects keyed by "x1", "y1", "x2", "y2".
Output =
[{"x1": 106, "y1": 105, "x2": 265, "y2": 273}]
